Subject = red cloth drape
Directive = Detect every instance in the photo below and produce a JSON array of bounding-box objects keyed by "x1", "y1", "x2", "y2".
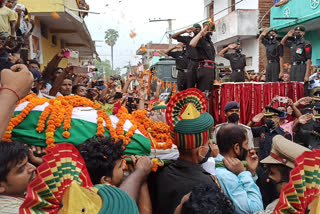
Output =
[{"x1": 210, "y1": 82, "x2": 305, "y2": 125}]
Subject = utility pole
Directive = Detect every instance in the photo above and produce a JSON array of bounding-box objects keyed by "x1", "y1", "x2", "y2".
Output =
[{"x1": 149, "y1": 18, "x2": 175, "y2": 47}]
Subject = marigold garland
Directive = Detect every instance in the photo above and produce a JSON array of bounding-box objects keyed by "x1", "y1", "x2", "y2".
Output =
[
  {"x1": 2, "y1": 95, "x2": 48, "y2": 142},
  {"x1": 3, "y1": 95, "x2": 173, "y2": 152}
]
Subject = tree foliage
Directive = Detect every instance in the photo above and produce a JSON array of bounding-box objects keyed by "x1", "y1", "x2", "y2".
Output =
[
  {"x1": 94, "y1": 59, "x2": 120, "y2": 79},
  {"x1": 104, "y1": 29, "x2": 119, "y2": 47}
]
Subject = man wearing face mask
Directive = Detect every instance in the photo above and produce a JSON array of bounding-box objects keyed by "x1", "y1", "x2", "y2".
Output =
[
  {"x1": 219, "y1": 42, "x2": 246, "y2": 82},
  {"x1": 213, "y1": 101, "x2": 254, "y2": 148},
  {"x1": 190, "y1": 23, "x2": 216, "y2": 92},
  {"x1": 259, "y1": 28, "x2": 284, "y2": 82},
  {"x1": 293, "y1": 105, "x2": 320, "y2": 150},
  {"x1": 281, "y1": 26, "x2": 312, "y2": 82},
  {"x1": 215, "y1": 124, "x2": 263, "y2": 214},
  {"x1": 171, "y1": 24, "x2": 202, "y2": 89},
  {"x1": 249, "y1": 106, "x2": 291, "y2": 207},
  {"x1": 251, "y1": 106, "x2": 292, "y2": 161},
  {"x1": 255, "y1": 135, "x2": 310, "y2": 214}
]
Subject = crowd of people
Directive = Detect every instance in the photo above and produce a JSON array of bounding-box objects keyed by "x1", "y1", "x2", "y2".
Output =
[{"x1": 1, "y1": 0, "x2": 320, "y2": 213}]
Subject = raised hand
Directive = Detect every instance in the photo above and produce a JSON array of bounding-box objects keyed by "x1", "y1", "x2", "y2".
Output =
[
  {"x1": 298, "y1": 114, "x2": 313, "y2": 125},
  {"x1": 287, "y1": 98, "x2": 294, "y2": 106},
  {"x1": 186, "y1": 27, "x2": 196, "y2": 34},
  {"x1": 246, "y1": 149, "x2": 258, "y2": 177},
  {"x1": 296, "y1": 97, "x2": 312, "y2": 106},
  {"x1": 287, "y1": 29, "x2": 295, "y2": 37},
  {"x1": 1, "y1": 64, "x2": 34, "y2": 99},
  {"x1": 57, "y1": 48, "x2": 72, "y2": 58},
  {"x1": 251, "y1": 113, "x2": 265, "y2": 123},
  {"x1": 228, "y1": 44, "x2": 238, "y2": 49},
  {"x1": 223, "y1": 157, "x2": 246, "y2": 175}
]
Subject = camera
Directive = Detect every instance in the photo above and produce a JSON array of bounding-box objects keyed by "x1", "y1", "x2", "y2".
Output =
[
  {"x1": 114, "y1": 92, "x2": 123, "y2": 100},
  {"x1": 112, "y1": 75, "x2": 121, "y2": 81},
  {"x1": 95, "y1": 80, "x2": 104, "y2": 87}
]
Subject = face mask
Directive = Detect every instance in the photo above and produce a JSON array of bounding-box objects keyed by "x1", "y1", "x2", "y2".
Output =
[
  {"x1": 294, "y1": 33, "x2": 301, "y2": 40},
  {"x1": 199, "y1": 146, "x2": 212, "y2": 164},
  {"x1": 280, "y1": 112, "x2": 287, "y2": 119},
  {"x1": 237, "y1": 147, "x2": 248, "y2": 161},
  {"x1": 228, "y1": 113, "x2": 240, "y2": 123},
  {"x1": 313, "y1": 122, "x2": 320, "y2": 133},
  {"x1": 266, "y1": 119, "x2": 275, "y2": 129},
  {"x1": 267, "y1": 178, "x2": 283, "y2": 196},
  {"x1": 235, "y1": 48, "x2": 242, "y2": 53},
  {"x1": 205, "y1": 32, "x2": 212, "y2": 39}
]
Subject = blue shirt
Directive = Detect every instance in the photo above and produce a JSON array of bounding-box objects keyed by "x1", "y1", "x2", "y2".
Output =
[{"x1": 215, "y1": 154, "x2": 263, "y2": 214}]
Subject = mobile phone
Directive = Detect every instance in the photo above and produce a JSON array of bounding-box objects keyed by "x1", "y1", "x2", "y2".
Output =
[
  {"x1": 278, "y1": 96, "x2": 288, "y2": 103},
  {"x1": 95, "y1": 80, "x2": 104, "y2": 86},
  {"x1": 112, "y1": 75, "x2": 121, "y2": 81},
  {"x1": 114, "y1": 92, "x2": 123, "y2": 99}
]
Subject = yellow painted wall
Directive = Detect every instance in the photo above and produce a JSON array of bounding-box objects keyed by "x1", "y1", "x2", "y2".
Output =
[
  {"x1": 18, "y1": 0, "x2": 78, "y2": 69},
  {"x1": 18, "y1": 0, "x2": 65, "y2": 13},
  {"x1": 41, "y1": 34, "x2": 68, "y2": 70},
  {"x1": 63, "y1": 0, "x2": 80, "y2": 17}
]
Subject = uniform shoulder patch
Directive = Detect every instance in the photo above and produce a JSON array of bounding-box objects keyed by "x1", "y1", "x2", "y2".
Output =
[{"x1": 305, "y1": 43, "x2": 312, "y2": 53}]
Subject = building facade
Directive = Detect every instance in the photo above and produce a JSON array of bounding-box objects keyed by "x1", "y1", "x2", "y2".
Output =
[
  {"x1": 18, "y1": 0, "x2": 97, "y2": 68},
  {"x1": 204, "y1": 0, "x2": 274, "y2": 73},
  {"x1": 136, "y1": 42, "x2": 169, "y2": 68},
  {"x1": 270, "y1": 0, "x2": 320, "y2": 65}
]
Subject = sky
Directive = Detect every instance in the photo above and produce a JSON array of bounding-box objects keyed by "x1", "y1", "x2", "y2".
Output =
[{"x1": 85, "y1": 0, "x2": 205, "y2": 71}]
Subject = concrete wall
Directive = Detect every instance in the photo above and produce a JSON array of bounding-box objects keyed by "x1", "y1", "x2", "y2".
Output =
[
  {"x1": 242, "y1": 38, "x2": 259, "y2": 72},
  {"x1": 236, "y1": 0, "x2": 258, "y2": 10},
  {"x1": 305, "y1": 30, "x2": 320, "y2": 65},
  {"x1": 214, "y1": 0, "x2": 229, "y2": 20},
  {"x1": 212, "y1": 10, "x2": 259, "y2": 44}
]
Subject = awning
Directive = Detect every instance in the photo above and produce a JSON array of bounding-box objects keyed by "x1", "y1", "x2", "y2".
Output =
[{"x1": 31, "y1": 8, "x2": 97, "y2": 59}]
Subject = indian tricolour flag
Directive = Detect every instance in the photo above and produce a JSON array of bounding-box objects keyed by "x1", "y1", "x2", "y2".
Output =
[{"x1": 12, "y1": 102, "x2": 151, "y2": 156}]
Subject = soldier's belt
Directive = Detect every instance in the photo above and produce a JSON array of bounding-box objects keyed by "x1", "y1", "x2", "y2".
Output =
[
  {"x1": 232, "y1": 69, "x2": 243, "y2": 73},
  {"x1": 292, "y1": 61, "x2": 306, "y2": 66}
]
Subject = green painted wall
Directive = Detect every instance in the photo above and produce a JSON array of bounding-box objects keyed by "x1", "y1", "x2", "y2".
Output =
[
  {"x1": 305, "y1": 30, "x2": 320, "y2": 65},
  {"x1": 270, "y1": 0, "x2": 320, "y2": 30},
  {"x1": 270, "y1": 0, "x2": 320, "y2": 65}
]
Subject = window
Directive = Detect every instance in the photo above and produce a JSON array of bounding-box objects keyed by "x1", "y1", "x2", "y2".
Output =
[
  {"x1": 228, "y1": 0, "x2": 235, "y2": 13},
  {"x1": 40, "y1": 23, "x2": 48, "y2": 39},
  {"x1": 171, "y1": 66, "x2": 177, "y2": 79},
  {"x1": 60, "y1": 40, "x2": 65, "y2": 49},
  {"x1": 246, "y1": 57, "x2": 252, "y2": 66},
  {"x1": 51, "y1": 35, "x2": 57, "y2": 46},
  {"x1": 207, "y1": 2, "x2": 214, "y2": 19},
  {"x1": 231, "y1": 0, "x2": 235, "y2": 12}
]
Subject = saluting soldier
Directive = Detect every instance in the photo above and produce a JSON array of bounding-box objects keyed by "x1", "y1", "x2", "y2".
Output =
[
  {"x1": 171, "y1": 24, "x2": 202, "y2": 89},
  {"x1": 259, "y1": 28, "x2": 284, "y2": 82},
  {"x1": 294, "y1": 105, "x2": 320, "y2": 150},
  {"x1": 190, "y1": 23, "x2": 216, "y2": 92},
  {"x1": 218, "y1": 42, "x2": 246, "y2": 82},
  {"x1": 281, "y1": 26, "x2": 312, "y2": 82}
]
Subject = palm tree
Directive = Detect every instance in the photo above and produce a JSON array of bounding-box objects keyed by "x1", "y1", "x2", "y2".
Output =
[{"x1": 104, "y1": 29, "x2": 119, "y2": 70}]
